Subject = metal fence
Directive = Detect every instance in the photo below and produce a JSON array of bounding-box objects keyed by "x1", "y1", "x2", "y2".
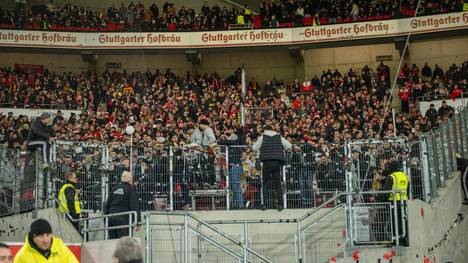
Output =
[
  {"x1": 51, "y1": 141, "x2": 107, "y2": 212},
  {"x1": 420, "y1": 107, "x2": 468, "y2": 199},
  {"x1": 2, "y1": 107, "x2": 466, "y2": 215},
  {"x1": 0, "y1": 147, "x2": 41, "y2": 216}
]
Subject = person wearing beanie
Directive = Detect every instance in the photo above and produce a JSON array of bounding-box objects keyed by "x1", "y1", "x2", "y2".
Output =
[
  {"x1": 13, "y1": 218, "x2": 78, "y2": 263},
  {"x1": 104, "y1": 170, "x2": 141, "y2": 239},
  {"x1": 27, "y1": 112, "x2": 54, "y2": 169}
]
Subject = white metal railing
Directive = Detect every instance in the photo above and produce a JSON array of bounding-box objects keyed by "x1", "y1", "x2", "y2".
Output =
[
  {"x1": 145, "y1": 211, "x2": 272, "y2": 263},
  {"x1": 54, "y1": 198, "x2": 138, "y2": 242}
]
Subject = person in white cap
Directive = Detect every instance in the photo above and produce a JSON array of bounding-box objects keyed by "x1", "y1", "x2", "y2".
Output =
[{"x1": 104, "y1": 171, "x2": 141, "y2": 239}]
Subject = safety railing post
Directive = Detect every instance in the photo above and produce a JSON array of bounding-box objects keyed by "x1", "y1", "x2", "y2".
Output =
[
  {"x1": 243, "y1": 222, "x2": 248, "y2": 263},
  {"x1": 104, "y1": 216, "x2": 109, "y2": 240},
  {"x1": 197, "y1": 223, "x2": 202, "y2": 263},
  {"x1": 169, "y1": 146, "x2": 174, "y2": 211},
  {"x1": 283, "y1": 165, "x2": 287, "y2": 209},
  {"x1": 225, "y1": 146, "x2": 230, "y2": 210},
  {"x1": 146, "y1": 213, "x2": 151, "y2": 263},
  {"x1": 184, "y1": 214, "x2": 189, "y2": 263},
  {"x1": 296, "y1": 221, "x2": 302, "y2": 263},
  {"x1": 129, "y1": 214, "x2": 132, "y2": 238},
  {"x1": 392, "y1": 197, "x2": 399, "y2": 247}
]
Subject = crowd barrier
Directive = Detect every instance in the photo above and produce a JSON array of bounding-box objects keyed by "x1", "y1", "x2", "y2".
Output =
[{"x1": 1, "y1": 107, "x2": 466, "y2": 213}]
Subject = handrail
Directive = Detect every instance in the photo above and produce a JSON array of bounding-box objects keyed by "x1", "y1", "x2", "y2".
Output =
[
  {"x1": 146, "y1": 211, "x2": 273, "y2": 263},
  {"x1": 188, "y1": 225, "x2": 244, "y2": 260},
  {"x1": 147, "y1": 211, "x2": 242, "y2": 246},
  {"x1": 54, "y1": 198, "x2": 138, "y2": 242},
  {"x1": 300, "y1": 204, "x2": 345, "y2": 233}
]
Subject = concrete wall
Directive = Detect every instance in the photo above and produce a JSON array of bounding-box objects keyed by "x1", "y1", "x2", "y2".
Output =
[
  {"x1": 303, "y1": 43, "x2": 401, "y2": 80},
  {"x1": 1, "y1": 35, "x2": 467, "y2": 84},
  {"x1": 0, "y1": 208, "x2": 82, "y2": 243},
  {"x1": 402, "y1": 173, "x2": 467, "y2": 263},
  {"x1": 337, "y1": 173, "x2": 467, "y2": 263},
  {"x1": 303, "y1": 35, "x2": 468, "y2": 80}
]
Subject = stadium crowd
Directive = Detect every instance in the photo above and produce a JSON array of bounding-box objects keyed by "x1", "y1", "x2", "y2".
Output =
[
  {"x1": 0, "y1": 0, "x2": 464, "y2": 32},
  {"x1": 1, "y1": 61, "x2": 466, "y2": 152}
]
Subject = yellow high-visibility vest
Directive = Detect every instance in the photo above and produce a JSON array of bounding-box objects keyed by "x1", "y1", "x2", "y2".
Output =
[
  {"x1": 237, "y1": 15, "x2": 245, "y2": 25},
  {"x1": 464, "y1": 3, "x2": 468, "y2": 11},
  {"x1": 389, "y1": 171, "x2": 409, "y2": 201},
  {"x1": 58, "y1": 183, "x2": 81, "y2": 215}
]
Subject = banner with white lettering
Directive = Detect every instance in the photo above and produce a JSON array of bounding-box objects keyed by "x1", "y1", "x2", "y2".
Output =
[{"x1": 0, "y1": 12, "x2": 467, "y2": 49}]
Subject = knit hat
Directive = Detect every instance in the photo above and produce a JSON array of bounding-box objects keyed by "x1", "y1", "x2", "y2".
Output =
[
  {"x1": 30, "y1": 219, "x2": 52, "y2": 237},
  {"x1": 40, "y1": 112, "x2": 51, "y2": 120},
  {"x1": 121, "y1": 171, "x2": 133, "y2": 183}
]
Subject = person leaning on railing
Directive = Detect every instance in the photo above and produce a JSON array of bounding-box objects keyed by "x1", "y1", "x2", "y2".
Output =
[{"x1": 57, "y1": 172, "x2": 81, "y2": 234}]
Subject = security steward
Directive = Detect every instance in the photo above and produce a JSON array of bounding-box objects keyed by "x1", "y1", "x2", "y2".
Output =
[
  {"x1": 57, "y1": 172, "x2": 81, "y2": 233},
  {"x1": 253, "y1": 124, "x2": 292, "y2": 211},
  {"x1": 382, "y1": 160, "x2": 409, "y2": 246},
  {"x1": 104, "y1": 171, "x2": 141, "y2": 239}
]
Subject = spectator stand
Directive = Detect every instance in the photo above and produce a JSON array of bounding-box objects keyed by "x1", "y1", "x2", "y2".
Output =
[{"x1": 0, "y1": 0, "x2": 463, "y2": 33}]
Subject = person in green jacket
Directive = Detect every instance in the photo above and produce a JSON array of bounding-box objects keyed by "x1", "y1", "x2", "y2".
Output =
[{"x1": 14, "y1": 219, "x2": 79, "y2": 263}]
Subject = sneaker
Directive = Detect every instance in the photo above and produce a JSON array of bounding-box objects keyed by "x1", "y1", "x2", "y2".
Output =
[{"x1": 245, "y1": 201, "x2": 251, "y2": 208}]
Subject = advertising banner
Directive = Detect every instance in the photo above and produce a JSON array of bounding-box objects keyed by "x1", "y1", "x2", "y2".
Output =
[{"x1": 0, "y1": 12, "x2": 467, "y2": 49}]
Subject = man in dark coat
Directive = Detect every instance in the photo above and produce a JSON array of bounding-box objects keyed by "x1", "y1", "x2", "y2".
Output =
[{"x1": 104, "y1": 171, "x2": 141, "y2": 239}]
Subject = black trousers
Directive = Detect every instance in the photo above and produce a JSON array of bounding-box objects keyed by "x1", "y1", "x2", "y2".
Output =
[
  {"x1": 262, "y1": 160, "x2": 283, "y2": 209},
  {"x1": 108, "y1": 215, "x2": 130, "y2": 239},
  {"x1": 69, "y1": 215, "x2": 81, "y2": 235}
]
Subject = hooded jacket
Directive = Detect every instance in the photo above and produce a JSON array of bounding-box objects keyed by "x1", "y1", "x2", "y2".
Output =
[{"x1": 14, "y1": 235, "x2": 79, "y2": 263}]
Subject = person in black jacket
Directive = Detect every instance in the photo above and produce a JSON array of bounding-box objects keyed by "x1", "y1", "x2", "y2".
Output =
[
  {"x1": 28, "y1": 112, "x2": 54, "y2": 168},
  {"x1": 253, "y1": 124, "x2": 292, "y2": 210},
  {"x1": 104, "y1": 171, "x2": 141, "y2": 239}
]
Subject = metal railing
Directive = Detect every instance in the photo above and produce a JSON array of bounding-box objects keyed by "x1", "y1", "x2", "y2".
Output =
[
  {"x1": 54, "y1": 198, "x2": 138, "y2": 242},
  {"x1": 146, "y1": 190, "x2": 404, "y2": 263},
  {"x1": 420, "y1": 107, "x2": 468, "y2": 198},
  {"x1": 0, "y1": 147, "x2": 43, "y2": 216},
  {"x1": 145, "y1": 211, "x2": 272, "y2": 263}
]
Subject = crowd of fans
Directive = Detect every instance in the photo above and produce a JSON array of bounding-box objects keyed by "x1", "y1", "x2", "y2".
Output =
[
  {"x1": 397, "y1": 61, "x2": 468, "y2": 113},
  {"x1": 0, "y1": 0, "x2": 464, "y2": 32},
  {"x1": 1, "y1": 61, "x2": 465, "y2": 210},
  {"x1": 0, "y1": 61, "x2": 465, "y2": 153}
]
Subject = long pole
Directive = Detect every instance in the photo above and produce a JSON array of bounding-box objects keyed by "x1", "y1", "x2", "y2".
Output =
[{"x1": 130, "y1": 133, "x2": 133, "y2": 174}]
